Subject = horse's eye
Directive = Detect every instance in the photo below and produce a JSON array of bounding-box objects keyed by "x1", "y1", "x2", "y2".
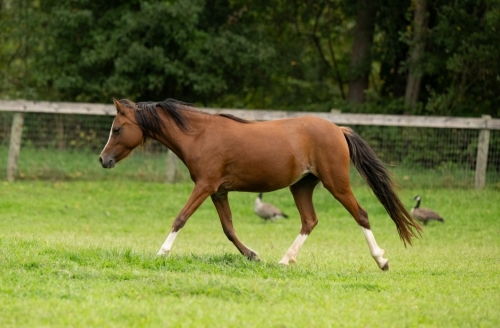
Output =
[{"x1": 113, "y1": 127, "x2": 121, "y2": 134}]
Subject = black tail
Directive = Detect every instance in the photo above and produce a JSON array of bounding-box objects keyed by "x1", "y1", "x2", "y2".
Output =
[{"x1": 340, "y1": 127, "x2": 422, "y2": 246}]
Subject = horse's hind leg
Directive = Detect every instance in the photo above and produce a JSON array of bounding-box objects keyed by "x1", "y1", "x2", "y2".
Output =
[
  {"x1": 322, "y1": 176, "x2": 389, "y2": 271},
  {"x1": 279, "y1": 174, "x2": 319, "y2": 265},
  {"x1": 211, "y1": 192, "x2": 259, "y2": 260}
]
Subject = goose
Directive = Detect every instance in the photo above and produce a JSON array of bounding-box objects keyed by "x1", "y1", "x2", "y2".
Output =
[
  {"x1": 254, "y1": 193, "x2": 289, "y2": 222},
  {"x1": 411, "y1": 195, "x2": 444, "y2": 225}
]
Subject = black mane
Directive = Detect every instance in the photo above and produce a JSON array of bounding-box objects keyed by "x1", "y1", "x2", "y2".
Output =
[
  {"x1": 118, "y1": 98, "x2": 252, "y2": 142},
  {"x1": 218, "y1": 113, "x2": 253, "y2": 123}
]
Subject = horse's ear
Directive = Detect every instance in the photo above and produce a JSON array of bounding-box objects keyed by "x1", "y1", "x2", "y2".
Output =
[{"x1": 113, "y1": 98, "x2": 124, "y2": 114}]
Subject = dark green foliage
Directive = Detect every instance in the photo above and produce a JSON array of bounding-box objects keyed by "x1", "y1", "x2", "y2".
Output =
[
  {"x1": 32, "y1": 0, "x2": 277, "y2": 104},
  {"x1": 0, "y1": 0, "x2": 499, "y2": 115},
  {"x1": 375, "y1": 0, "x2": 411, "y2": 100},
  {"x1": 421, "y1": 0, "x2": 500, "y2": 117},
  {"x1": 0, "y1": 0, "x2": 45, "y2": 99}
]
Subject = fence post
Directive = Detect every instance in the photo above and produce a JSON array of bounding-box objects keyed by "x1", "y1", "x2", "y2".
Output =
[
  {"x1": 474, "y1": 115, "x2": 491, "y2": 189},
  {"x1": 6, "y1": 112, "x2": 24, "y2": 182},
  {"x1": 166, "y1": 150, "x2": 180, "y2": 183}
]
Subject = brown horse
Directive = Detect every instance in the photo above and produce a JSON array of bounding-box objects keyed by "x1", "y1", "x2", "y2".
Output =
[{"x1": 99, "y1": 99, "x2": 422, "y2": 270}]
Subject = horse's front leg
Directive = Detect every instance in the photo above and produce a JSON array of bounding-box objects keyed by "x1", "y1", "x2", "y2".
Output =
[
  {"x1": 211, "y1": 192, "x2": 259, "y2": 260},
  {"x1": 157, "y1": 183, "x2": 213, "y2": 256}
]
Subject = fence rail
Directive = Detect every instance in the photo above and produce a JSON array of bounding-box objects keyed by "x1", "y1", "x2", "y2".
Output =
[
  {"x1": 1, "y1": 100, "x2": 499, "y2": 129},
  {"x1": 1, "y1": 100, "x2": 499, "y2": 188}
]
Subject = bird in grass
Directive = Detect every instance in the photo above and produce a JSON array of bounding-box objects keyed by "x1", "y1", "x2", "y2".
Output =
[
  {"x1": 254, "y1": 193, "x2": 289, "y2": 222},
  {"x1": 411, "y1": 195, "x2": 444, "y2": 225}
]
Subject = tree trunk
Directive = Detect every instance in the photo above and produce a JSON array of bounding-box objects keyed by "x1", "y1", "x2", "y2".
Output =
[
  {"x1": 348, "y1": 0, "x2": 376, "y2": 104},
  {"x1": 404, "y1": 0, "x2": 428, "y2": 108}
]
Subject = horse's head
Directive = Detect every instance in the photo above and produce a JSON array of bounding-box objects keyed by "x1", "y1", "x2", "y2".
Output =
[{"x1": 99, "y1": 99, "x2": 143, "y2": 168}]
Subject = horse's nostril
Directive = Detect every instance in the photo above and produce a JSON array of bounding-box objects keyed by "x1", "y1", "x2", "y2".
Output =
[{"x1": 99, "y1": 155, "x2": 115, "y2": 168}]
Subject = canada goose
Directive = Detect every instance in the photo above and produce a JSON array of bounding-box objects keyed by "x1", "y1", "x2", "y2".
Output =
[
  {"x1": 411, "y1": 195, "x2": 444, "y2": 225},
  {"x1": 254, "y1": 193, "x2": 289, "y2": 221}
]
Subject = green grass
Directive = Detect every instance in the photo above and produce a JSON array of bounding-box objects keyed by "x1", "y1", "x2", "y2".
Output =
[
  {"x1": 1, "y1": 180, "x2": 499, "y2": 327},
  {"x1": 0, "y1": 147, "x2": 179, "y2": 182}
]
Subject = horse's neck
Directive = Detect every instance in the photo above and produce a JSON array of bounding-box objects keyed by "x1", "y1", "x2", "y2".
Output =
[{"x1": 155, "y1": 109, "x2": 206, "y2": 159}]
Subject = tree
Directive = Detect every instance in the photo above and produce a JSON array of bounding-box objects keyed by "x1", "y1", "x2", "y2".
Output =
[
  {"x1": 376, "y1": 0, "x2": 411, "y2": 101},
  {"x1": 31, "y1": 0, "x2": 277, "y2": 104},
  {"x1": 347, "y1": 0, "x2": 376, "y2": 104},
  {"x1": 421, "y1": 0, "x2": 500, "y2": 116},
  {"x1": 0, "y1": 0, "x2": 45, "y2": 99},
  {"x1": 1, "y1": 0, "x2": 499, "y2": 116},
  {"x1": 404, "y1": 0, "x2": 428, "y2": 109}
]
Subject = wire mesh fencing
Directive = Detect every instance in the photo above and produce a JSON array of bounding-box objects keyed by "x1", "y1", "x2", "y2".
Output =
[
  {"x1": 347, "y1": 125, "x2": 500, "y2": 188},
  {"x1": 0, "y1": 112, "x2": 187, "y2": 182},
  {"x1": 1, "y1": 111, "x2": 499, "y2": 188}
]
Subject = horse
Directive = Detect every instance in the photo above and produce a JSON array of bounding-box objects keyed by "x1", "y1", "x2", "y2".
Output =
[{"x1": 99, "y1": 98, "x2": 422, "y2": 270}]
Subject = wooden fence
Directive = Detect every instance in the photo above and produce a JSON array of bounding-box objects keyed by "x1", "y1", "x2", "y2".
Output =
[{"x1": 1, "y1": 100, "x2": 499, "y2": 188}]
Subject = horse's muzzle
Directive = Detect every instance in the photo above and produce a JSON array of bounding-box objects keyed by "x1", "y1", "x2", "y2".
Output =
[{"x1": 99, "y1": 156, "x2": 115, "y2": 168}]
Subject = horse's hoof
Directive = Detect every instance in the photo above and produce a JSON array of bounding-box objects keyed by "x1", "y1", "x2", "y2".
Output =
[
  {"x1": 247, "y1": 251, "x2": 260, "y2": 261},
  {"x1": 157, "y1": 249, "x2": 170, "y2": 256},
  {"x1": 278, "y1": 257, "x2": 296, "y2": 265},
  {"x1": 381, "y1": 260, "x2": 389, "y2": 271}
]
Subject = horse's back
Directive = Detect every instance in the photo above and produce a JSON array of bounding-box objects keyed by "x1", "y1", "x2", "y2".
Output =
[
  {"x1": 267, "y1": 116, "x2": 348, "y2": 154},
  {"x1": 215, "y1": 115, "x2": 348, "y2": 163}
]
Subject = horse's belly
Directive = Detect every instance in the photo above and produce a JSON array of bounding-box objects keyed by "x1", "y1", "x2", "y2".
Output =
[
  {"x1": 221, "y1": 161, "x2": 310, "y2": 193},
  {"x1": 215, "y1": 128, "x2": 314, "y2": 192}
]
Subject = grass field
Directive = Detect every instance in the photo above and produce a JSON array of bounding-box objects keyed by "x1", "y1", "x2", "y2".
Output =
[{"x1": 1, "y1": 180, "x2": 499, "y2": 327}]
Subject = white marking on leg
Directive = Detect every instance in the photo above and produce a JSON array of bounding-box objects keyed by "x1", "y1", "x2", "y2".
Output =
[
  {"x1": 361, "y1": 227, "x2": 388, "y2": 270},
  {"x1": 279, "y1": 234, "x2": 308, "y2": 265},
  {"x1": 157, "y1": 231, "x2": 178, "y2": 256}
]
